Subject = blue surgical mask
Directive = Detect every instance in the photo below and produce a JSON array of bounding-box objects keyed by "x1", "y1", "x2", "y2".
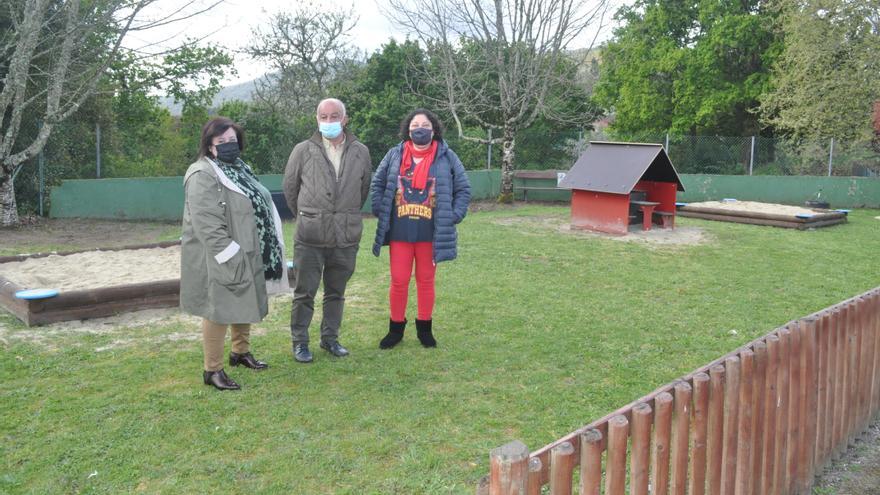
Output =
[
  {"x1": 410, "y1": 127, "x2": 433, "y2": 145},
  {"x1": 319, "y1": 121, "x2": 343, "y2": 139}
]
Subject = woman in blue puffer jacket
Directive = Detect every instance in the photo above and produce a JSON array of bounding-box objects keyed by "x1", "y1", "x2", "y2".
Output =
[{"x1": 371, "y1": 108, "x2": 471, "y2": 349}]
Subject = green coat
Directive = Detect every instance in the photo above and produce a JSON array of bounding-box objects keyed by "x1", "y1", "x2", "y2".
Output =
[{"x1": 180, "y1": 157, "x2": 282, "y2": 324}]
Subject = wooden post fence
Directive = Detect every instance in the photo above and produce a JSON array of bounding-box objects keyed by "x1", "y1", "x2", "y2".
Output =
[{"x1": 480, "y1": 287, "x2": 880, "y2": 495}]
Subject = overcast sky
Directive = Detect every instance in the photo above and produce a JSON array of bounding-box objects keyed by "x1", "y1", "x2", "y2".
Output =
[{"x1": 126, "y1": 0, "x2": 622, "y2": 86}]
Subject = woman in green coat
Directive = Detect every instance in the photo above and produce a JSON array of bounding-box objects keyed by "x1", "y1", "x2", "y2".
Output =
[{"x1": 181, "y1": 117, "x2": 289, "y2": 390}]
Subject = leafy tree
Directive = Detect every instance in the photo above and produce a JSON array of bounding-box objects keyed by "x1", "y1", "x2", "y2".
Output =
[
  {"x1": 594, "y1": 0, "x2": 780, "y2": 138},
  {"x1": 0, "y1": 0, "x2": 223, "y2": 226},
  {"x1": 217, "y1": 100, "x2": 302, "y2": 174},
  {"x1": 331, "y1": 40, "x2": 430, "y2": 159},
  {"x1": 759, "y1": 0, "x2": 880, "y2": 141}
]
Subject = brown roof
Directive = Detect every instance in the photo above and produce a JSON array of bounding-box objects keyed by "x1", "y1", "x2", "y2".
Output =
[{"x1": 558, "y1": 141, "x2": 684, "y2": 194}]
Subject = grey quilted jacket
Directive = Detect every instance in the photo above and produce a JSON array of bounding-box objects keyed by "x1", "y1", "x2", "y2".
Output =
[{"x1": 282, "y1": 130, "x2": 372, "y2": 248}]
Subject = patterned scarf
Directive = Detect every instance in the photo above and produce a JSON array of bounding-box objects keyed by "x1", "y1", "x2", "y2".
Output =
[{"x1": 216, "y1": 159, "x2": 284, "y2": 281}]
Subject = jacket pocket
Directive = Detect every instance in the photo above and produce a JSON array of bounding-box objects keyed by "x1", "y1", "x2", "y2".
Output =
[
  {"x1": 344, "y1": 211, "x2": 364, "y2": 244},
  {"x1": 295, "y1": 208, "x2": 324, "y2": 244},
  {"x1": 209, "y1": 249, "x2": 250, "y2": 293}
]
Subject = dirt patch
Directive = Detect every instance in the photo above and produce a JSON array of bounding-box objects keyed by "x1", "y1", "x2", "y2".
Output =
[
  {"x1": 0, "y1": 245, "x2": 180, "y2": 291},
  {"x1": 492, "y1": 215, "x2": 709, "y2": 247},
  {"x1": 813, "y1": 421, "x2": 880, "y2": 494},
  {"x1": 0, "y1": 218, "x2": 178, "y2": 256}
]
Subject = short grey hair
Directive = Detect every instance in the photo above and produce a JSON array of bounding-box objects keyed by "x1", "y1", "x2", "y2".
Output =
[{"x1": 317, "y1": 98, "x2": 346, "y2": 118}]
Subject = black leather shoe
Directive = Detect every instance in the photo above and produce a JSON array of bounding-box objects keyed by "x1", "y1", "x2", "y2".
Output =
[
  {"x1": 229, "y1": 351, "x2": 268, "y2": 370},
  {"x1": 203, "y1": 369, "x2": 241, "y2": 391},
  {"x1": 320, "y1": 341, "x2": 350, "y2": 357},
  {"x1": 293, "y1": 343, "x2": 313, "y2": 363}
]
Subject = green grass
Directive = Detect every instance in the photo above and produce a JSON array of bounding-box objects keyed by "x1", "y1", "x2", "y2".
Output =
[{"x1": 2, "y1": 206, "x2": 879, "y2": 494}]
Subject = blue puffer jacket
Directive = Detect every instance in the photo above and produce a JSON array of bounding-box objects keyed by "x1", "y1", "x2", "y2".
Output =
[{"x1": 371, "y1": 140, "x2": 471, "y2": 262}]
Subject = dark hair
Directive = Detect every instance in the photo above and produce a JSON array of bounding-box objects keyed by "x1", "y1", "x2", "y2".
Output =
[
  {"x1": 198, "y1": 117, "x2": 245, "y2": 159},
  {"x1": 399, "y1": 108, "x2": 444, "y2": 142}
]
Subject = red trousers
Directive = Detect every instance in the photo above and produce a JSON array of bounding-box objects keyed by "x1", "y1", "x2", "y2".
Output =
[{"x1": 389, "y1": 241, "x2": 435, "y2": 322}]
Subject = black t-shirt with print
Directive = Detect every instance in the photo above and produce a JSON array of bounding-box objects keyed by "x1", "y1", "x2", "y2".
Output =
[{"x1": 389, "y1": 164, "x2": 435, "y2": 242}]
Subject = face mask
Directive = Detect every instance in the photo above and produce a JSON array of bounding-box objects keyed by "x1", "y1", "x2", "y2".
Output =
[
  {"x1": 214, "y1": 141, "x2": 240, "y2": 163},
  {"x1": 319, "y1": 121, "x2": 343, "y2": 139},
  {"x1": 410, "y1": 127, "x2": 433, "y2": 145}
]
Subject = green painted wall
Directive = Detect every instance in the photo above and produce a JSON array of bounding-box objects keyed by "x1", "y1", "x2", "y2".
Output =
[
  {"x1": 504, "y1": 174, "x2": 880, "y2": 207},
  {"x1": 50, "y1": 170, "x2": 503, "y2": 221},
  {"x1": 467, "y1": 170, "x2": 501, "y2": 200},
  {"x1": 50, "y1": 177, "x2": 186, "y2": 220},
  {"x1": 678, "y1": 175, "x2": 880, "y2": 208},
  {"x1": 49, "y1": 173, "x2": 880, "y2": 220}
]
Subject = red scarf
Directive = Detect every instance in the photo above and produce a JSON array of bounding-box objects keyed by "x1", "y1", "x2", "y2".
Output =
[{"x1": 400, "y1": 140, "x2": 437, "y2": 190}]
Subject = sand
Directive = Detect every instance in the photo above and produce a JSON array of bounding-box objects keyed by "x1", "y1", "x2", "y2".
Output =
[
  {"x1": 686, "y1": 200, "x2": 825, "y2": 217},
  {"x1": 0, "y1": 246, "x2": 181, "y2": 291}
]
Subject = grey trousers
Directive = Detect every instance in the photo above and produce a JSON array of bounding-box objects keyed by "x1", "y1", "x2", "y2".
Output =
[{"x1": 290, "y1": 242, "x2": 359, "y2": 345}]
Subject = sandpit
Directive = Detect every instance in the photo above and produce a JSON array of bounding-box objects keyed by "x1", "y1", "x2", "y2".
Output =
[
  {"x1": 0, "y1": 242, "x2": 182, "y2": 326},
  {"x1": 678, "y1": 200, "x2": 848, "y2": 229},
  {"x1": 0, "y1": 246, "x2": 180, "y2": 291},
  {"x1": 687, "y1": 200, "x2": 821, "y2": 217}
]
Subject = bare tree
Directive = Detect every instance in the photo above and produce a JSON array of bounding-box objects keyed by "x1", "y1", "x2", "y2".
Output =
[
  {"x1": 246, "y1": 3, "x2": 361, "y2": 115},
  {"x1": 388, "y1": 0, "x2": 610, "y2": 200},
  {"x1": 0, "y1": 0, "x2": 221, "y2": 227}
]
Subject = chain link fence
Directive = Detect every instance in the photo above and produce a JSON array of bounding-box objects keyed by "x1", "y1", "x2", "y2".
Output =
[
  {"x1": 11, "y1": 120, "x2": 880, "y2": 216},
  {"x1": 572, "y1": 131, "x2": 880, "y2": 177}
]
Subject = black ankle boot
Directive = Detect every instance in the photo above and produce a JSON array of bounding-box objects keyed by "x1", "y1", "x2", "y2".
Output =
[
  {"x1": 380, "y1": 319, "x2": 407, "y2": 349},
  {"x1": 416, "y1": 319, "x2": 436, "y2": 348}
]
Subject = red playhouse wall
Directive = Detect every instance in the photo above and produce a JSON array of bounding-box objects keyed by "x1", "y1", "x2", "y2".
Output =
[
  {"x1": 571, "y1": 189, "x2": 630, "y2": 235},
  {"x1": 635, "y1": 180, "x2": 678, "y2": 215}
]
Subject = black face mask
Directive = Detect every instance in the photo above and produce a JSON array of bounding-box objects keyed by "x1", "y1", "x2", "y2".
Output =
[
  {"x1": 410, "y1": 127, "x2": 433, "y2": 146},
  {"x1": 214, "y1": 141, "x2": 240, "y2": 163}
]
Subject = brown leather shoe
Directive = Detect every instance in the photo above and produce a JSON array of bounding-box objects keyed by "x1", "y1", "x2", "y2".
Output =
[
  {"x1": 203, "y1": 369, "x2": 241, "y2": 390},
  {"x1": 229, "y1": 352, "x2": 268, "y2": 370}
]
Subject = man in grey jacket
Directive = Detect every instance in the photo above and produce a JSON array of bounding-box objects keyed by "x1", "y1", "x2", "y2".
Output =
[{"x1": 283, "y1": 98, "x2": 372, "y2": 362}]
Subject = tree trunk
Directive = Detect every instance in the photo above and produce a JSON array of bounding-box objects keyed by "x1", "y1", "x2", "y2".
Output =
[
  {"x1": 0, "y1": 174, "x2": 20, "y2": 227},
  {"x1": 499, "y1": 125, "x2": 516, "y2": 203}
]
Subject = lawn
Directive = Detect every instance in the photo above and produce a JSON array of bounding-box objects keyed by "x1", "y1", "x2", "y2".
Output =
[{"x1": 2, "y1": 205, "x2": 878, "y2": 494}]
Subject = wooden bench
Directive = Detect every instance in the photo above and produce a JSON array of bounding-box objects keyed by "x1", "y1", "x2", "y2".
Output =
[
  {"x1": 653, "y1": 210, "x2": 675, "y2": 229},
  {"x1": 512, "y1": 170, "x2": 560, "y2": 201}
]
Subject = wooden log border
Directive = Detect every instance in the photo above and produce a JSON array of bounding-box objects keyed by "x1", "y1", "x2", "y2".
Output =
[{"x1": 677, "y1": 206, "x2": 848, "y2": 230}]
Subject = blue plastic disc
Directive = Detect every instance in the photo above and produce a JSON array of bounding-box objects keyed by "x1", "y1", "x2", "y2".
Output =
[
  {"x1": 15, "y1": 288, "x2": 59, "y2": 300},
  {"x1": 795, "y1": 214, "x2": 814, "y2": 219}
]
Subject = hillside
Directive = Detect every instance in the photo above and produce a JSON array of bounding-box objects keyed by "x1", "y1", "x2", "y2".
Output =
[{"x1": 158, "y1": 77, "x2": 260, "y2": 115}]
